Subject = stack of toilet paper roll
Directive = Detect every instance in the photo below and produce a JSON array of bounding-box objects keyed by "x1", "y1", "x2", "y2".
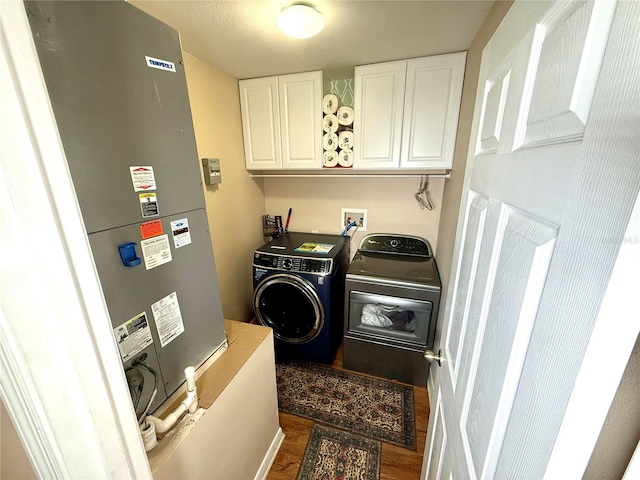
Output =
[{"x1": 322, "y1": 93, "x2": 354, "y2": 168}]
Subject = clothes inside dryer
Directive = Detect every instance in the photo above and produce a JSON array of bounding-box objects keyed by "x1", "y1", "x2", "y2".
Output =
[
  {"x1": 348, "y1": 291, "x2": 432, "y2": 346},
  {"x1": 360, "y1": 304, "x2": 416, "y2": 331}
]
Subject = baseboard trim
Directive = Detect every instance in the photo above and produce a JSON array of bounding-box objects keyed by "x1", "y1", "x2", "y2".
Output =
[{"x1": 254, "y1": 427, "x2": 285, "y2": 480}]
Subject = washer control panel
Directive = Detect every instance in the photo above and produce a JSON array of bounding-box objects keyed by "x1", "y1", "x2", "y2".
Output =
[
  {"x1": 359, "y1": 234, "x2": 432, "y2": 257},
  {"x1": 253, "y1": 253, "x2": 332, "y2": 275}
]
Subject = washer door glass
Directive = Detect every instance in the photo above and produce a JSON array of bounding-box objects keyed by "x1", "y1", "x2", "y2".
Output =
[{"x1": 254, "y1": 274, "x2": 324, "y2": 344}]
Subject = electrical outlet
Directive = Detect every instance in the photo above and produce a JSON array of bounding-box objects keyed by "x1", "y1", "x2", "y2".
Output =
[{"x1": 341, "y1": 208, "x2": 367, "y2": 232}]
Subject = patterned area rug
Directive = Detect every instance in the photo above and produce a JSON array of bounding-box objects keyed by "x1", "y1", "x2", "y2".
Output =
[
  {"x1": 297, "y1": 424, "x2": 380, "y2": 480},
  {"x1": 276, "y1": 361, "x2": 416, "y2": 449}
]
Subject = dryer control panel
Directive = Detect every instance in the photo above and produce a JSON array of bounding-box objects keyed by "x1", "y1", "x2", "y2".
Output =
[
  {"x1": 359, "y1": 234, "x2": 432, "y2": 257},
  {"x1": 253, "y1": 253, "x2": 332, "y2": 275}
]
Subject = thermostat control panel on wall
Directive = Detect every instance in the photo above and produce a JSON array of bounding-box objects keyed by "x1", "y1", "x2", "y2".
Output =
[{"x1": 202, "y1": 158, "x2": 222, "y2": 185}]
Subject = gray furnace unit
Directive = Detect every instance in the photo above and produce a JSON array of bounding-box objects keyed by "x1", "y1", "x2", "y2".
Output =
[{"x1": 26, "y1": 1, "x2": 227, "y2": 416}]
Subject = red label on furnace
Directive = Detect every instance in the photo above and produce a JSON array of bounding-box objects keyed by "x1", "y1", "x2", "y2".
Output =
[{"x1": 140, "y1": 220, "x2": 163, "y2": 239}]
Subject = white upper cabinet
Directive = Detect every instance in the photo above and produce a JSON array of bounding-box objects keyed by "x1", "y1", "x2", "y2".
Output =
[
  {"x1": 239, "y1": 76, "x2": 281, "y2": 170},
  {"x1": 278, "y1": 72, "x2": 323, "y2": 169},
  {"x1": 240, "y1": 71, "x2": 323, "y2": 170},
  {"x1": 353, "y1": 52, "x2": 466, "y2": 170},
  {"x1": 353, "y1": 61, "x2": 407, "y2": 168},
  {"x1": 401, "y1": 53, "x2": 466, "y2": 168}
]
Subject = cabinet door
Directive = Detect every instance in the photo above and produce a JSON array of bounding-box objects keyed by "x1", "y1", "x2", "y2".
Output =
[
  {"x1": 353, "y1": 61, "x2": 407, "y2": 169},
  {"x1": 239, "y1": 77, "x2": 281, "y2": 169},
  {"x1": 401, "y1": 52, "x2": 466, "y2": 169},
  {"x1": 279, "y1": 71, "x2": 322, "y2": 169}
]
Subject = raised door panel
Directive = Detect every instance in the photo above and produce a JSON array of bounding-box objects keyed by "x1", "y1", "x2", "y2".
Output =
[
  {"x1": 401, "y1": 53, "x2": 466, "y2": 169},
  {"x1": 239, "y1": 77, "x2": 281, "y2": 170},
  {"x1": 462, "y1": 206, "x2": 557, "y2": 479},
  {"x1": 445, "y1": 192, "x2": 488, "y2": 388},
  {"x1": 477, "y1": 55, "x2": 512, "y2": 155},
  {"x1": 424, "y1": 389, "x2": 449, "y2": 480},
  {"x1": 353, "y1": 61, "x2": 406, "y2": 169},
  {"x1": 513, "y1": 0, "x2": 616, "y2": 150},
  {"x1": 279, "y1": 71, "x2": 322, "y2": 169}
]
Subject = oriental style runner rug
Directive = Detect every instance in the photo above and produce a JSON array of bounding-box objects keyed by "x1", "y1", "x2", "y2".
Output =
[
  {"x1": 276, "y1": 361, "x2": 416, "y2": 450},
  {"x1": 297, "y1": 424, "x2": 380, "y2": 480}
]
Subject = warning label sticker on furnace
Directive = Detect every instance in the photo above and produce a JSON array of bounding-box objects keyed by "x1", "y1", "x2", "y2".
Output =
[
  {"x1": 139, "y1": 193, "x2": 159, "y2": 218},
  {"x1": 140, "y1": 219, "x2": 163, "y2": 239},
  {"x1": 141, "y1": 234, "x2": 172, "y2": 270},
  {"x1": 130, "y1": 166, "x2": 156, "y2": 191},
  {"x1": 151, "y1": 292, "x2": 184, "y2": 347},
  {"x1": 170, "y1": 218, "x2": 191, "y2": 248},
  {"x1": 113, "y1": 312, "x2": 153, "y2": 362}
]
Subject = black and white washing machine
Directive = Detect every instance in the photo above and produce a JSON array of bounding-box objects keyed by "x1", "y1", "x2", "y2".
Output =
[{"x1": 253, "y1": 232, "x2": 350, "y2": 363}]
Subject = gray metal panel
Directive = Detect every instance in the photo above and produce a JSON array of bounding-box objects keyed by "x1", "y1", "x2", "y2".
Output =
[
  {"x1": 343, "y1": 336, "x2": 429, "y2": 386},
  {"x1": 89, "y1": 209, "x2": 226, "y2": 399},
  {"x1": 26, "y1": 1, "x2": 205, "y2": 234}
]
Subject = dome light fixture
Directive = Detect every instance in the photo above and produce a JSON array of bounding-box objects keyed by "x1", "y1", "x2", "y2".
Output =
[{"x1": 276, "y1": 4, "x2": 325, "y2": 39}]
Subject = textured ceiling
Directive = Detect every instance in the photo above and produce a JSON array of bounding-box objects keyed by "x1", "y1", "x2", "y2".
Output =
[{"x1": 129, "y1": 0, "x2": 495, "y2": 80}]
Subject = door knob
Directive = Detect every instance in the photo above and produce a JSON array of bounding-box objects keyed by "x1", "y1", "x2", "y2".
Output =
[{"x1": 424, "y1": 349, "x2": 443, "y2": 367}]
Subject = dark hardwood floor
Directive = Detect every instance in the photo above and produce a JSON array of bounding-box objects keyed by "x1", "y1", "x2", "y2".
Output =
[{"x1": 267, "y1": 344, "x2": 430, "y2": 480}]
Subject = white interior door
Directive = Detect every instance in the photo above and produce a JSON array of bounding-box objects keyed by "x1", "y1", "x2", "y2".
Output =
[{"x1": 422, "y1": 1, "x2": 640, "y2": 478}]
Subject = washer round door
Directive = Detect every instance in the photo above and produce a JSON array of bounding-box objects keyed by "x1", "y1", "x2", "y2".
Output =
[{"x1": 254, "y1": 273, "x2": 325, "y2": 344}]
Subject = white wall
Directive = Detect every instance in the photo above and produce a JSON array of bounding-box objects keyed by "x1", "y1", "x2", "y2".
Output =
[
  {"x1": 584, "y1": 333, "x2": 640, "y2": 478},
  {"x1": 1, "y1": 402, "x2": 36, "y2": 480},
  {"x1": 264, "y1": 176, "x2": 445, "y2": 256},
  {"x1": 151, "y1": 323, "x2": 281, "y2": 480},
  {"x1": 183, "y1": 53, "x2": 267, "y2": 322}
]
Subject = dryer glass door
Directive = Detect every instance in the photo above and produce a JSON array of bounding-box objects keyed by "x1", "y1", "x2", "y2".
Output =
[
  {"x1": 254, "y1": 273, "x2": 324, "y2": 343},
  {"x1": 347, "y1": 290, "x2": 432, "y2": 346}
]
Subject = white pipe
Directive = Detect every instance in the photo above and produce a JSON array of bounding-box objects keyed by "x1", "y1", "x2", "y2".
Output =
[
  {"x1": 185, "y1": 365, "x2": 195, "y2": 391},
  {"x1": 146, "y1": 385, "x2": 197, "y2": 434},
  {"x1": 140, "y1": 421, "x2": 157, "y2": 452},
  {"x1": 184, "y1": 366, "x2": 196, "y2": 413},
  {"x1": 143, "y1": 366, "x2": 198, "y2": 439},
  {"x1": 146, "y1": 404, "x2": 186, "y2": 434}
]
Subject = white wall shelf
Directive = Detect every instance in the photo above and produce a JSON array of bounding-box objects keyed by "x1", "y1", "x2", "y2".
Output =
[{"x1": 249, "y1": 171, "x2": 451, "y2": 179}]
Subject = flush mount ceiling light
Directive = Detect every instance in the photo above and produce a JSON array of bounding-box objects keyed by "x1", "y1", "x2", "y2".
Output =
[{"x1": 276, "y1": 4, "x2": 325, "y2": 39}]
